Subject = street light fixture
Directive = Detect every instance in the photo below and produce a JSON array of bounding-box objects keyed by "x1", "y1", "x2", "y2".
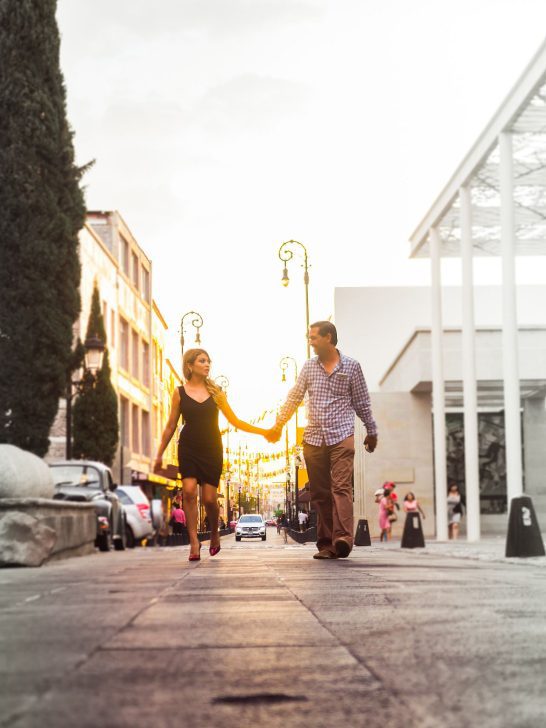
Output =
[
  {"x1": 278, "y1": 240, "x2": 310, "y2": 358},
  {"x1": 66, "y1": 335, "x2": 106, "y2": 460},
  {"x1": 180, "y1": 311, "x2": 204, "y2": 363}
]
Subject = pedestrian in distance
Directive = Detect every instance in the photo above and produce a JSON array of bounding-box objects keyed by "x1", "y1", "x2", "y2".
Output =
[
  {"x1": 267, "y1": 321, "x2": 378, "y2": 560},
  {"x1": 403, "y1": 492, "x2": 426, "y2": 519},
  {"x1": 447, "y1": 482, "x2": 465, "y2": 540},
  {"x1": 154, "y1": 348, "x2": 273, "y2": 562},
  {"x1": 375, "y1": 487, "x2": 394, "y2": 542},
  {"x1": 170, "y1": 501, "x2": 187, "y2": 535},
  {"x1": 298, "y1": 509, "x2": 308, "y2": 532}
]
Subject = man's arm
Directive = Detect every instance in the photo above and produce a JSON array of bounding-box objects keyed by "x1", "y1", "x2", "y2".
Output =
[
  {"x1": 266, "y1": 363, "x2": 308, "y2": 442},
  {"x1": 351, "y1": 362, "x2": 378, "y2": 451}
]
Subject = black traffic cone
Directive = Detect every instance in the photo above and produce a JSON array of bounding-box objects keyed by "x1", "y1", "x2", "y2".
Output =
[
  {"x1": 401, "y1": 512, "x2": 425, "y2": 549},
  {"x1": 505, "y1": 496, "x2": 545, "y2": 558},
  {"x1": 354, "y1": 519, "x2": 371, "y2": 546}
]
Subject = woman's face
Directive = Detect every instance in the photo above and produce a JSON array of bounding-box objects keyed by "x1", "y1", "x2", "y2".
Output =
[
  {"x1": 449, "y1": 486, "x2": 459, "y2": 496},
  {"x1": 407, "y1": 493, "x2": 414, "y2": 501},
  {"x1": 190, "y1": 354, "x2": 211, "y2": 378}
]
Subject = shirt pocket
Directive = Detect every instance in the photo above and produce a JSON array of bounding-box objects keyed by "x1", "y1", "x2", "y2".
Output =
[{"x1": 330, "y1": 372, "x2": 350, "y2": 397}]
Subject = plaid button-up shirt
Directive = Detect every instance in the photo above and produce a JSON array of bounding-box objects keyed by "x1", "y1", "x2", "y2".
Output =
[{"x1": 277, "y1": 351, "x2": 377, "y2": 446}]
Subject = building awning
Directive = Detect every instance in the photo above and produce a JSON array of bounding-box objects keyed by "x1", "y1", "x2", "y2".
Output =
[{"x1": 131, "y1": 469, "x2": 179, "y2": 489}]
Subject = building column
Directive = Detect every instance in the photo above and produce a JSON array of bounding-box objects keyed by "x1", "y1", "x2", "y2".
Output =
[
  {"x1": 430, "y1": 227, "x2": 448, "y2": 540},
  {"x1": 499, "y1": 131, "x2": 523, "y2": 501},
  {"x1": 460, "y1": 186, "x2": 481, "y2": 541}
]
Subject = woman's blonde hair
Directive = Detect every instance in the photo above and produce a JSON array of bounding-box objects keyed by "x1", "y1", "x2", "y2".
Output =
[{"x1": 182, "y1": 348, "x2": 223, "y2": 403}]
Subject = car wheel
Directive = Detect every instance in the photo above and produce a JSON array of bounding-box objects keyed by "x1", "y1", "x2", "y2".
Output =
[
  {"x1": 114, "y1": 518, "x2": 127, "y2": 551},
  {"x1": 235, "y1": 536, "x2": 241, "y2": 542},
  {"x1": 98, "y1": 531, "x2": 111, "y2": 552},
  {"x1": 125, "y1": 525, "x2": 136, "y2": 549}
]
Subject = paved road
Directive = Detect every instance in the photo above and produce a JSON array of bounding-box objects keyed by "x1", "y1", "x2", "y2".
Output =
[{"x1": 1, "y1": 529, "x2": 545, "y2": 727}]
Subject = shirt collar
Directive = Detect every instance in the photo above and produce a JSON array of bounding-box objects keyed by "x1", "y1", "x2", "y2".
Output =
[{"x1": 316, "y1": 349, "x2": 344, "y2": 374}]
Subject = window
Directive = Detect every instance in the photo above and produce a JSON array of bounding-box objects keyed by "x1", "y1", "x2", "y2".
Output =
[
  {"x1": 120, "y1": 397, "x2": 129, "y2": 447},
  {"x1": 142, "y1": 410, "x2": 150, "y2": 456},
  {"x1": 142, "y1": 340, "x2": 150, "y2": 386},
  {"x1": 141, "y1": 266, "x2": 150, "y2": 302},
  {"x1": 119, "y1": 318, "x2": 129, "y2": 371},
  {"x1": 132, "y1": 252, "x2": 139, "y2": 290},
  {"x1": 111, "y1": 310, "x2": 115, "y2": 346},
  {"x1": 131, "y1": 330, "x2": 139, "y2": 378},
  {"x1": 121, "y1": 235, "x2": 130, "y2": 276},
  {"x1": 132, "y1": 404, "x2": 140, "y2": 453},
  {"x1": 102, "y1": 302, "x2": 108, "y2": 334}
]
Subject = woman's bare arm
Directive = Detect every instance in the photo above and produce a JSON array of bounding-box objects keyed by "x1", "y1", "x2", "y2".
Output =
[
  {"x1": 217, "y1": 392, "x2": 270, "y2": 437},
  {"x1": 153, "y1": 389, "x2": 181, "y2": 471}
]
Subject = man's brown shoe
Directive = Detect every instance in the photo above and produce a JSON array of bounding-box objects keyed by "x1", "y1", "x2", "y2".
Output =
[
  {"x1": 313, "y1": 549, "x2": 337, "y2": 560},
  {"x1": 334, "y1": 539, "x2": 351, "y2": 558}
]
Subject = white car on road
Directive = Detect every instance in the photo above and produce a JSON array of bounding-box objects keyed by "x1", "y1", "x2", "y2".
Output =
[
  {"x1": 116, "y1": 485, "x2": 154, "y2": 547},
  {"x1": 235, "y1": 514, "x2": 267, "y2": 541}
]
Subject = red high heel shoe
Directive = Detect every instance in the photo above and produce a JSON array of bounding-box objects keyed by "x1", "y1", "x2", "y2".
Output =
[
  {"x1": 209, "y1": 544, "x2": 221, "y2": 557},
  {"x1": 189, "y1": 545, "x2": 201, "y2": 562}
]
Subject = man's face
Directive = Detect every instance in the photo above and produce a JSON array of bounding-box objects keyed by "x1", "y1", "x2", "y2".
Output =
[{"x1": 308, "y1": 327, "x2": 331, "y2": 355}]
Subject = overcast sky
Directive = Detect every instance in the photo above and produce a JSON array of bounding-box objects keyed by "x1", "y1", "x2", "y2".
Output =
[{"x1": 57, "y1": 1, "x2": 546, "y2": 430}]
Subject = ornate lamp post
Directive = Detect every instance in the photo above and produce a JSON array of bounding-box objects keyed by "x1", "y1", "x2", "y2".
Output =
[
  {"x1": 280, "y1": 356, "x2": 300, "y2": 519},
  {"x1": 180, "y1": 311, "x2": 204, "y2": 366},
  {"x1": 225, "y1": 469, "x2": 232, "y2": 529},
  {"x1": 66, "y1": 335, "x2": 106, "y2": 459},
  {"x1": 278, "y1": 240, "x2": 310, "y2": 358}
]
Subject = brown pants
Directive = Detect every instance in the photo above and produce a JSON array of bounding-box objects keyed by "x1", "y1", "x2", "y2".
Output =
[{"x1": 303, "y1": 436, "x2": 355, "y2": 552}]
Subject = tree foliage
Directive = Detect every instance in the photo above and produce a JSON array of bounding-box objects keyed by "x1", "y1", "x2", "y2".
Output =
[
  {"x1": 72, "y1": 284, "x2": 119, "y2": 466},
  {"x1": 0, "y1": 0, "x2": 85, "y2": 455}
]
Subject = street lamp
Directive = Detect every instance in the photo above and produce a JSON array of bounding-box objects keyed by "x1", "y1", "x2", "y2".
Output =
[
  {"x1": 225, "y1": 469, "x2": 232, "y2": 528},
  {"x1": 180, "y1": 311, "x2": 204, "y2": 364},
  {"x1": 278, "y1": 240, "x2": 310, "y2": 358},
  {"x1": 280, "y1": 356, "x2": 300, "y2": 518},
  {"x1": 66, "y1": 335, "x2": 106, "y2": 460}
]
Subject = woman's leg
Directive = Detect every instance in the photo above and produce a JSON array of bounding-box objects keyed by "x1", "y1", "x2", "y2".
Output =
[
  {"x1": 202, "y1": 484, "x2": 220, "y2": 548},
  {"x1": 183, "y1": 478, "x2": 200, "y2": 555},
  {"x1": 452, "y1": 522, "x2": 460, "y2": 540}
]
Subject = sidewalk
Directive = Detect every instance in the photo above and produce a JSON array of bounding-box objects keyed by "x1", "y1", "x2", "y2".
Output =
[{"x1": 1, "y1": 529, "x2": 546, "y2": 727}]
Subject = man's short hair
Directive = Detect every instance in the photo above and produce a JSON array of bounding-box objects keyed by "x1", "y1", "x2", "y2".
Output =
[{"x1": 310, "y1": 320, "x2": 338, "y2": 346}]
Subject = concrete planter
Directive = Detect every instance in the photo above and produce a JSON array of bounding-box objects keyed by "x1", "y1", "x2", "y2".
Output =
[{"x1": 0, "y1": 498, "x2": 96, "y2": 567}]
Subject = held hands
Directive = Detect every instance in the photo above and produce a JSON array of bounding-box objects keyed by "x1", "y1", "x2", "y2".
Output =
[
  {"x1": 264, "y1": 423, "x2": 283, "y2": 443},
  {"x1": 364, "y1": 435, "x2": 378, "y2": 453}
]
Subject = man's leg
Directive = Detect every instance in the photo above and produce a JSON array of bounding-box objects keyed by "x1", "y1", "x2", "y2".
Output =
[
  {"x1": 303, "y1": 442, "x2": 333, "y2": 553},
  {"x1": 329, "y1": 436, "x2": 356, "y2": 555}
]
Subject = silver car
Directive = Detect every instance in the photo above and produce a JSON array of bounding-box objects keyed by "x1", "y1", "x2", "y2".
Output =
[
  {"x1": 235, "y1": 514, "x2": 266, "y2": 541},
  {"x1": 116, "y1": 485, "x2": 154, "y2": 547}
]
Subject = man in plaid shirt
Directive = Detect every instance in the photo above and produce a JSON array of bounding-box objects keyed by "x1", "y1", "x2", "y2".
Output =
[{"x1": 268, "y1": 321, "x2": 378, "y2": 559}]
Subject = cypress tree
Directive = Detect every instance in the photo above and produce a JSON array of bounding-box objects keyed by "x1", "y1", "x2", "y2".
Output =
[
  {"x1": 0, "y1": 0, "x2": 86, "y2": 455},
  {"x1": 72, "y1": 283, "x2": 119, "y2": 466}
]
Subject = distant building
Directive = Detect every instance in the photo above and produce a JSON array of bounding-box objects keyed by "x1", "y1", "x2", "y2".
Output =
[{"x1": 47, "y1": 211, "x2": 180, "y2": 493}]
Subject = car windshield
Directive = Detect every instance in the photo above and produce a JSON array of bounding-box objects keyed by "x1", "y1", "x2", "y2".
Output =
[
  {"x1": 239, "y1": 515, "x2": 262, "y2": 523},
  {"x1": 50, "y1": 464, "x2": 101, "y2": 488}
]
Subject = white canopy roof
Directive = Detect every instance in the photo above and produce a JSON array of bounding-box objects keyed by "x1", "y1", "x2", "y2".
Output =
[{"x1": 410, "y1": 38, "x2": 546, "y2": 258}]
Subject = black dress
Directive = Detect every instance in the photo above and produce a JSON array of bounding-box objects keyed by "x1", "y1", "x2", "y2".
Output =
[{"x1": 178, "y1": 386, "x2": 223, "y2": 487}]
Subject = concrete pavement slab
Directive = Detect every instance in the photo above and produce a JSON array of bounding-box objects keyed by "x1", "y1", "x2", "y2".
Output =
[{"x1": 1, "y1": 531, "x2": 546, "y2": 727}]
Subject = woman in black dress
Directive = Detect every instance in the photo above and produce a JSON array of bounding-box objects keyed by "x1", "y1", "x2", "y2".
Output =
[{"x1": 153, "y1": 348, "x2": 270, "y2": 561}]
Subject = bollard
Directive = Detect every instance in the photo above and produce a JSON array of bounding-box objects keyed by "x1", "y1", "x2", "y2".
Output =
[
  {"x1": 505, "y1": 496, "x2": 545, "y2": 558},
  {"x1": 354, "y1": 519, "x2": 371, "y2": 546},
  {"x1": 401, "y1": 512, "x2": 425, "y2": 549}
]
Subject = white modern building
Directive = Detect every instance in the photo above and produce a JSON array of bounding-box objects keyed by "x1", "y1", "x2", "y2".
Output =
[{"x1": 337, "y1": 36, "x2": 546, "y2": 541}]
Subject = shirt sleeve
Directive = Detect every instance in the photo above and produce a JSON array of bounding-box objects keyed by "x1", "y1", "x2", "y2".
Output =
[
  {"x1": 277, "y1": 362, "x2": 308, "y2": 425},
  {"x1": 350, "y1": 362, "x2": 378, "y2": 436}
]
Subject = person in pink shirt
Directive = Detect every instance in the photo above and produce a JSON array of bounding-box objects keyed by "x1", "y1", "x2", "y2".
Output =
[
  {"x1": 170, "y1": 503, "x2": 187, "y2": 535},
  {"x1": 403, "y1": 492, "x2": 426, "y2": 519}
]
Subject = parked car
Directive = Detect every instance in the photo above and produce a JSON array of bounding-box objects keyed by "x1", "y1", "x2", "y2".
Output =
[
  {"x1": 49, "y1": 460, "x2": 126, "y2": 552},
  {"x1": 235, "y1": 514, "x2": 267, "y2": 541},
  {"x1": 116, "y1": 485, "x2": 154, "y2": 547}
]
